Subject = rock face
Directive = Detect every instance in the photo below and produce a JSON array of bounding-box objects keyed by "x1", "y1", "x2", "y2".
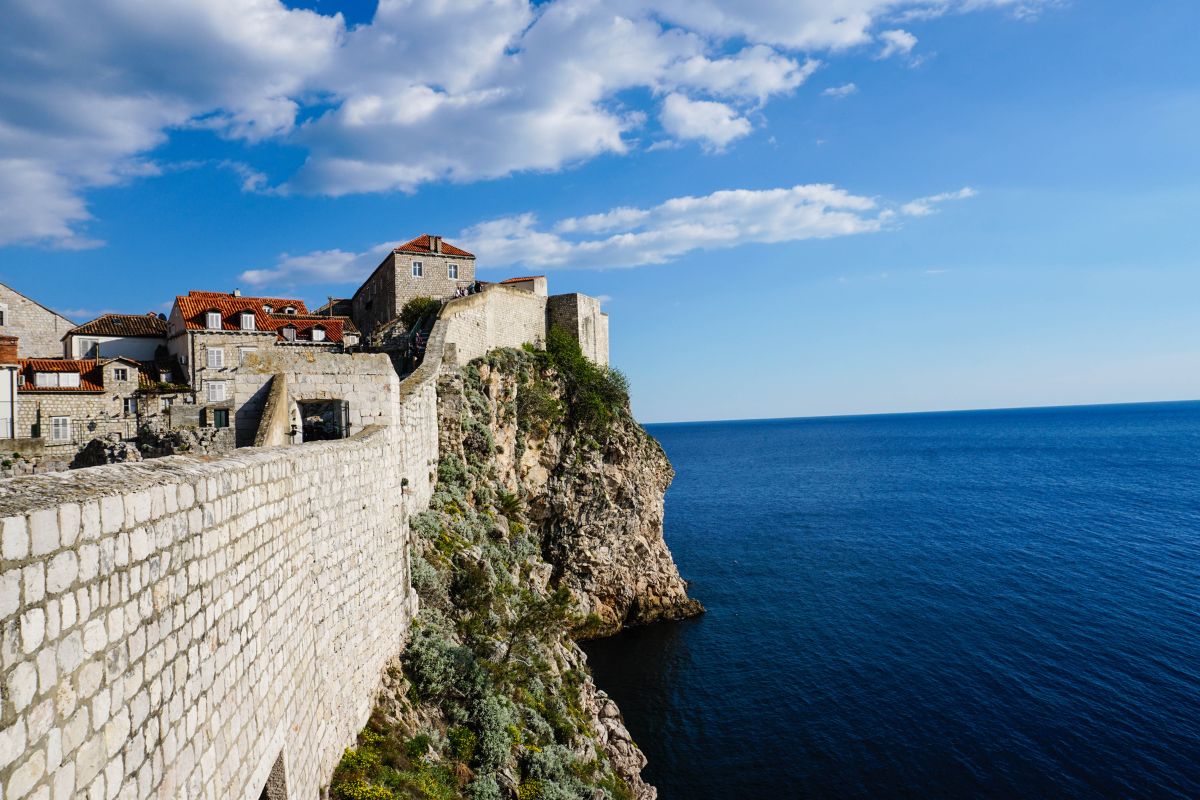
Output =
[
  {"x1": 330, "y1": 346, "x2": 700, "y2": 800},
  {"x1": 439, "y1": 354, "x2": 703, "y2": 638}
]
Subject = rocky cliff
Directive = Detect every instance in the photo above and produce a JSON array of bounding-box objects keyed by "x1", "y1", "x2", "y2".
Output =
[{"x1": 328, "y1": 340, "x2": 702, "y2": 800}]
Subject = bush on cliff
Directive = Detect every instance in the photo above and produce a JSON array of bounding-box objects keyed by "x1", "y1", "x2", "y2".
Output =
[{"x1": 542, "y1": 327, "x2": 629, "y2": 441}]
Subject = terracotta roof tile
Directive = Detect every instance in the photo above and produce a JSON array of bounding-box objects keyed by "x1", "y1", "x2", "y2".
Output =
[
  {"x1": 500, "y1": 275, "x2": 545, "y2": 284},
  {"x1": 266, "y1": 315, "x2": 357, "y2": 343},
  {"x1": 18, "y1": 359, "x2": 104, "y2": 392},
  {"x1": 394, "y1": 234, "x2": 474, "y2": 258},
  {"x1": 67, "y1": 313, "x2": 167, "y2": 339}
]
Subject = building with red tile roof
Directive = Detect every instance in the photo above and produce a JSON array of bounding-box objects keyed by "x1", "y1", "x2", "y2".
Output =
[
  {"x1": 63, "y1": 313, "x2": 169, "y2": 360},
  {"x1": 164, "y1": 290, "x2": 361, "y2": 439},
  {"x1": 13, "y1": 356, "x2": 184, "y2": 451},
  {"x1": 351, "y1": 234, "x2": 477, "y2": 335}
]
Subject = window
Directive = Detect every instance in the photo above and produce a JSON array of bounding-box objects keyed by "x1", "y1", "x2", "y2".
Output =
[
  {"x1": 263, "y1": 304, "x2": 273, "y2": 314},
  {"x1": 283, "y1": 306, "x2": 296, "y2": 315},
  {"x1": 312, "y1": 327, "x2": 326, "y2": 342},
  {"x1": 212, "y1": 408, "x2": 230, "y2": 429},
  {"x1": 206, "y1": 347, "x2": 224, "y2": 369},
  {"x1": 412, "y1": 261, "x2": 423, "y2": 278},
  {"x1": 113, "y1": 367, "x2": 129, "y2": 381},
  {"x1": 281, "y1": 326, "x2": 296, "y2": 342},
  {"x1": 205, "y1": 311, "x2": 222, "y2": 330},
  {"x1": 78, "y1": 338, "x2": 99, "y2": 359},
  {"x1": 206, "y1": 381, "x2": 227, "y2": 402},
  {"x1": 0, "y1": 305, "x2": 7, "y2": 326},
  {"x1": 240, "y1": 312, "x2": 255, "y2": 331},
  {"x1": 34, "y1": 371, "x2": 83, "y2": 388},
  {"x1": 448, "y1": 263, "x2": 458, "y2": 280},
  {"x1": 50, "y1": 416, "x2": 70, "y2": 442},
  {"x1": 123, "y1": 398, "x2": 138, "y2": 416},
  {"x1": 238, "y1": 346, "x2": 257, "y2": 364}
]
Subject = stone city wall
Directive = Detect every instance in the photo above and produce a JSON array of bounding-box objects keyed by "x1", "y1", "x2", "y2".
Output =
[
  {"x1": 0, "y1": 284, "x2": 581, "y2": 799},
  {"x1": 436, "y1": 286, "x2": 549, "y2": 369},
  {"x1": 0, "y1": 426, "x2": 421, "y2": 800}
]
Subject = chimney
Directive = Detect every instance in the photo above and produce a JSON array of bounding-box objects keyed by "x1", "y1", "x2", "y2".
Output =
[
  {"x1": 232, "y1": 288, "x2": 242, "y2": 297},
  {"x1": 0, "y1": 336, "x2": 18, "y2": 366},
  {"x1": 430, "y1": 235, "x2": 441, "y2": 253}
]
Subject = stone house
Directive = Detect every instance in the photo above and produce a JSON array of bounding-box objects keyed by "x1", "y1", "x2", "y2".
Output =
[
  {"x1": 63, "y1": 312, "x2": 167, "y2": 360},
  {"x1": 166, "y1": 290, "x2": 360, "y2": 432},
  {"x1": 0, "y1": 281, "x2": 75, "y2": 358},
  {"x1": 14, "y1": 356, "x2": 147, "y2": 451},
  {"x1": 350, "y1": 234, "x2": 476, "y2": 336}
]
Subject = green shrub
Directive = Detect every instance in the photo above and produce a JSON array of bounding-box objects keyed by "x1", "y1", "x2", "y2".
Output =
[
  {"x1": 404, "y1": 734, "x2": 434, "y2": 760},
  {"x1": 448, "y1": 726, "x2": 478, "y2": 763},
  {"x1": 544, "y1": 326, "x2": 629, "y2": 440},
  {"x1": 467, "y1": 775, "x2": 503, "y2": 800},
  {"x1": 401, "y1": 296, "x2": 443, "y2": 331},
  {"x1": 473, "y1": 694, "x2": 516, "y2": 771}
]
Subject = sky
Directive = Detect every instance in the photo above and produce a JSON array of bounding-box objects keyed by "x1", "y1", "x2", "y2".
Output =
[{"x1": 2, "y1": 0, "x2": 1198, "y2": 422}]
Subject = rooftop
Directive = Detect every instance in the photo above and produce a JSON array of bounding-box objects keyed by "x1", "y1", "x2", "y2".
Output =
[
  {"x1": 174, "y1": 292, "x2": 357, "y2": 343},
  {"x1": 394, "y1": 234, "x2": 474, "y2": 258},
  {"x1": 66, "y1": 313, "x2": 167, "y2": 339}
]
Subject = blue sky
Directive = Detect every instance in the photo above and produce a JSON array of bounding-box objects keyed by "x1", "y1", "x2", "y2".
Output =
[{"x1": 2, "y1": 0, "x2": 1198, "y2": 422}]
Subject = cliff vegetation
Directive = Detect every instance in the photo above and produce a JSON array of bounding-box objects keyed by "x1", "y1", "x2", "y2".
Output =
[{"x1": 328, "y1": 333, "x2": 701, "y2": 800}]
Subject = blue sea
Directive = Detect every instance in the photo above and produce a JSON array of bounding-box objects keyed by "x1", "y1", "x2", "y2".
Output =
[{"x1": 583, "y1": 401, "x2": 1200, "y2": 799}]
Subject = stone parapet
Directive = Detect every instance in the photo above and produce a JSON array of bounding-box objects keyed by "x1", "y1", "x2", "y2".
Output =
[{"x1": 0, "y1": 426, "x2": 419, "y2": 799}]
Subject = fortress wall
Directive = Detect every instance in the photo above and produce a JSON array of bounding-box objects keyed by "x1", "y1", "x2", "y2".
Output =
[
  {"x1": 0, "y1": 285, "x2": 582, "y2": 800},
  {"x1": 0, "y1": 426, "x2": 418, "y2": 800},
  {"x1": 436, "y1": 287, "x2": 548, "y2": 369}
]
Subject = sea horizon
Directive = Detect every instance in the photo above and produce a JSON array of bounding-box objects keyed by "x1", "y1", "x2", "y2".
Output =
[{"x1": 642, "y1": 397, "x2": 1200, "y2": 427}]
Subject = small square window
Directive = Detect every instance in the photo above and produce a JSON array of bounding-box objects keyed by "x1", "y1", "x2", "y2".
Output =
[
  {"x1": 448, "y1": 263, "x2": 458, "y2": 280},
  {"x1": 412, "y1": 261, "x2": 424, "y2": 278},
  {"x1": 113, "y1": 368, "x2": 128, "y2": 381},
  {"x1": 206, "y1": 348, "x2": 225, "y2": 369},
  {"x1": 123, "y1": 397, "x2": 138, "y2": 416},
  {"x1": 240, "y1": 312, "x2": 256, "y2": 331},
  {"x1": 206, "y1": 381, "x2": 226, "y2": 402},
  {"x1": 281, "y1": 327, "x2": 296, "y2": 342},
  {"x1": 312, "y1": 327, "x2": 326, "y2": 342},
  {"x1": 205, "y1": 311, "x2": 222, "y2": 330},
  {"x1": 238, "y1": 346, "x2": 257, "y2": 364},
  {"x1": 212, "y1": 408, "x2": 230, "y2": 429},
  {"x1": 50, "y1": 416, "x2": 71, "y2": 442}
]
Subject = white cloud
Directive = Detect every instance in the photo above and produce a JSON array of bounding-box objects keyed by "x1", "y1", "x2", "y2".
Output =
[
  {"x1": 659, "y1": 94, "x2": 753, "y2": 149},
  {"x1": 0, "y1": 0, "x2": 1050, "y2": 247},
  {"x1": 822, "y1": 83, "x2": 859, "y2": 98},
  {"x1": 901, "y1": 186, "x2": 977, "y2": 216},
  {"x1": 243, "y1": 182, "x2": 979, "y2": 286},
  {"x1": 462, "y1": 184, "x2": 886, "y2": 269},
  {"x1": 240, "y1": 242, "x2": 395, "y2": 287},
  {"x1": 878, "y1": 29, "x2": 918, "y2": 59}
]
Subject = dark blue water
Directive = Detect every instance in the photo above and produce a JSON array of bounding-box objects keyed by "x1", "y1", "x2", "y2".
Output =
[{"x1": 583, "y1": 402, "x2": 1200, "y2": 799}]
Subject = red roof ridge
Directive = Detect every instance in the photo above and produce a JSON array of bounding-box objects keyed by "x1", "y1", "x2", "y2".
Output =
[
  {"x1": 394, "y1": 234, "x2": 475, "y2": 258},
  {"x1": 500, "y1": 275, "x2": 545, "y2": 284}
]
